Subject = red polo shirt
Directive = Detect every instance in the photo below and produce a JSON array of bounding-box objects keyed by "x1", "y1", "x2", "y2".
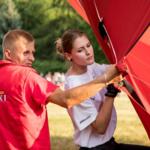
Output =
[{"x1": 0, "y1": 60, "x2": 58, "y2": 150}]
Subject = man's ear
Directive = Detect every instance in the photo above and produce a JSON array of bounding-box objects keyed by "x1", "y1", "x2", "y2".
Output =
[
  {"x1": 3, "y1": 49, "x2": 12, "y2": 60},
  {"x1": 64, "y1": 52, "x2": 72, "y2": 61}
]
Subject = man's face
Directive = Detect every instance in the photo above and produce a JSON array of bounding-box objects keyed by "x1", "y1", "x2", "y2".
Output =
[{"x1": 8, "y1": 37, "x2": 35, "y2": 67}]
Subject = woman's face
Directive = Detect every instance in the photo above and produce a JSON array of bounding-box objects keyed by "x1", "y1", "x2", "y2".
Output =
[{"x1": 68, "y1": 35, "x2": 94, "y2": 67}]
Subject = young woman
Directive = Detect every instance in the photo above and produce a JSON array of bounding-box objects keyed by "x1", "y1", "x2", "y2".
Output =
[
  {"x1": 55, "y1": 29, "x2": 121, "y2": 150},
  {"x1": 55, "y1": 29, "x2": 150, "y2": 150}
]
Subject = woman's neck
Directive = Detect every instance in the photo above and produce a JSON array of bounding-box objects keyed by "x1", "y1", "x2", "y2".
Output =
[{"x1": 68, "y1": 64, "x2": 87, "y2": 76}]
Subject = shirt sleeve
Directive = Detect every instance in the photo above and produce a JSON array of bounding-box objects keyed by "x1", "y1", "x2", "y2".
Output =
[
  {"x1": 90, "y1": 63, "x2": 110, "y2": 76},
  {"x1": 24, "y1": 70, "x2": 58, "y2": 105}
]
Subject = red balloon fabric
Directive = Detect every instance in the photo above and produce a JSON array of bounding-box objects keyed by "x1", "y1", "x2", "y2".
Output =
[{"x1": 68, "y1": 0, "x2": 150, "y2": 138}]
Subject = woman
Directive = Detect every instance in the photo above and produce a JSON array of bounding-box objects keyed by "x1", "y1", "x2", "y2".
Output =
[
  {"x1": 55, "y1": 29, "x2": 121, "y2": 150},
  {"x1": 56, "y1": 29, "x2": 150, "y2": 150}
]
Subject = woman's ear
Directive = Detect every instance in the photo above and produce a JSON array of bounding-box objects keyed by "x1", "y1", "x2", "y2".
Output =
[{"x1": 64, "y1": 52, "x2": 72, "y2": 61}]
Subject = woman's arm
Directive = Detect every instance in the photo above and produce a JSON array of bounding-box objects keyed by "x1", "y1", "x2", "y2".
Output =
[
  {"x1": 91, "y1": 83, "x2": 120, "y2": 134},
  {"x1": 103, "y1": 64, "x2": 120, "y2": 83},
  {"x1": 91, "y1": 96, "x2": 114, "y2": 134}
]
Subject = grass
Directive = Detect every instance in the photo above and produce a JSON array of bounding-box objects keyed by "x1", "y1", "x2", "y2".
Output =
[{"x1": 47, "y1": 92, "x2": 150, "y2": 150}]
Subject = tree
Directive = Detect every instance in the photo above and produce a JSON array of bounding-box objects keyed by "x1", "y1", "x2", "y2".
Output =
[
  {"x1": 0, "y1": 0, "x2": 22, "y2": 58},
  {"x1": 13, "y1": 0, "x2": 107, "y2": 74}
]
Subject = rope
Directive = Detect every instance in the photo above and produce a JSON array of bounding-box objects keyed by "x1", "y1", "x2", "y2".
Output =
[{"x1": 93, "y1": 0, "x2": 118, "y2": 64}]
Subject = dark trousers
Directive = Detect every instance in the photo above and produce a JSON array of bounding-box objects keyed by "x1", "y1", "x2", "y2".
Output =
[
  {"x1": 79, "y1": 138, "x2": 150, "y2": 150},
  {"x1": 79, "y1": 138, "x2": 117, "y2": 150},
  {"x1": 116, "y1": 143, "x2": 150, "y2": 150}
]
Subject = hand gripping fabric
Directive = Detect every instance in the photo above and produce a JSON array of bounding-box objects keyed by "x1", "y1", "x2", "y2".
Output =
[{"x1": 105, "y1": 83, "x2": 120, "y2": 98}]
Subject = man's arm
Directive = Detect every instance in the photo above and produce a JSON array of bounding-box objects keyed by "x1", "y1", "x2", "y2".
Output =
[
  {"x1": 47, "y1": 81, "x2": 105, "y2": 108},
  {"x1": 47, "y1": 65, "x2": 119, "y2": 108}
]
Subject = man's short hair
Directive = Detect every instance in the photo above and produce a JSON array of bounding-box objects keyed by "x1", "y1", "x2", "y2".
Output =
[{"x1": 2, "y1": 29, "x2": 34, "y2": 50}]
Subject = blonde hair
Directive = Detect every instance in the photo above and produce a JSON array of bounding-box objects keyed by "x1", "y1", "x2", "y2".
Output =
[
  {"x1": 55, "y1": 29, "x2": 87, "y2": 56},
  {"x1": 2, "y1": 29, "x2": 34, "y2": 51}
]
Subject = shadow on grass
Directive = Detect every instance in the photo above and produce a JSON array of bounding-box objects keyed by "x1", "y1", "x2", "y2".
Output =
[
  {"x1": 50, "y1": 136, "x2": 150, "y2": 150},
  {"x1": 51, "y1": 136, "x2": 78, "y2": 150}
]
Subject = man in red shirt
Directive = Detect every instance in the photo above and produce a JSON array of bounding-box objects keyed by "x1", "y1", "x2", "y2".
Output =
[{"x1": 0, "y1": 29, "x2": 119, "y2": 150}]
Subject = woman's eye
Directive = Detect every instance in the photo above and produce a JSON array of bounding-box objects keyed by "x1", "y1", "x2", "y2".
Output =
[
  {"x1": 77, "y1": 49, "x2": 82, "y2": 52},
  {"x1": 87, "y1": 43, "x2": 91, "y2": 47}
]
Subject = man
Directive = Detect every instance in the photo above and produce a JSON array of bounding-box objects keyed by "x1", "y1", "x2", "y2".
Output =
[{"x1": 0, "y1": 29, "x2": 119, "y2": 150}]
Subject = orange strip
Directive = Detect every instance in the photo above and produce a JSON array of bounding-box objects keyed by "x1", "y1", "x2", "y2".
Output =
[{"x1": 140, "y1": 26, "x2": 150, "y2": 46}]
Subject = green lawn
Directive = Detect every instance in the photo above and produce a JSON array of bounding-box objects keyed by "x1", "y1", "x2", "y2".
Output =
[{"x1": 47, "y1": 92, "x2": 150, "y2": 150}]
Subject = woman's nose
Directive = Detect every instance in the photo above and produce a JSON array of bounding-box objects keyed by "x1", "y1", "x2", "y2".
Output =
[{"x1": 85, "y1": 48, "x2": 90, "y2": 55}]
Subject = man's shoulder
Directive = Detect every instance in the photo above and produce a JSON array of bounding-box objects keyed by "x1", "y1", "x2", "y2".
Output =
[
  {"x1": 16, "y1": 65, "x2": 36, "y2": 73},
  {"x1": 0, "y1": 60, "x2": 36, "y2": 73},
  {"x1": 9, "y1": 64, "x2": 37, "y2": 76}
]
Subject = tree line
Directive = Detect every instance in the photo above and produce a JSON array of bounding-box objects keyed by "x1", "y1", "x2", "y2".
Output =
[{"x1": 0, "y1": 0, "x2": 107, "y2": 74}]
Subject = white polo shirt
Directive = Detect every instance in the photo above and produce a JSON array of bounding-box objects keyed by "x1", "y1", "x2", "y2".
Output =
[{"x1": 65, "y1": 63, "x2": 117, "y2": 148}]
